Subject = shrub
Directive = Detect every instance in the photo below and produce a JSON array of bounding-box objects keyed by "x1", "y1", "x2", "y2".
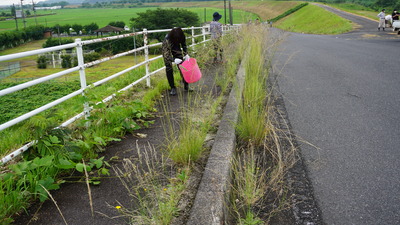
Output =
[
  {"x1": 37, "y1": 55, "x2": 48, "y2": 69},
  {"x1": 84, "y1": 52, "x2": 101, "y2": 63},
  {"x1": 109, "y1": 21, "x2": 125, "y2": 28},
  {"x1": 0, "y1": 25, "x2": 47, "y2": 50},
  {"x1": 42, "y1": 37, "x2": 74, "y2": 48},
  {"x1": 61, "y1": 55, "x2": 72, "y2": 68}
]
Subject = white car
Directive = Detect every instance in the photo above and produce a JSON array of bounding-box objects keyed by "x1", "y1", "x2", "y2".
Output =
[{"x1": 393, "y1": 20, "x2": 400, "y2": 34}]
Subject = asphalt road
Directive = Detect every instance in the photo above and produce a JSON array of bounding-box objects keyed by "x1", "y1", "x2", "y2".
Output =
[{"x1": 274, "y1": 5, "x2": 400, "y2": 225}]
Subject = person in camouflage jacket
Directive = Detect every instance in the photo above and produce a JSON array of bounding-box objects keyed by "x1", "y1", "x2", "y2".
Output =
[{"x1": 162, "y1": 27, "x2": 190, "y2": 96}]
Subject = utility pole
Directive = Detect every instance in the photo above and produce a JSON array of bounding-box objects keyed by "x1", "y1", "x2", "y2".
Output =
[
  {"x1": 32, "y1": 0, "x2": 38, "y2": 26},
  {"x1": 204, "y1": 8, "x2": 206, "y2": 24},
  {"x1": 13, "y1": 4, "x2": 19, "y2": 31},
  {"x1": 20, "y1": 0, "x2": 26, "y2": 29},
  {"x1": 224, "y1": 0, "x2": 227, "y2": 24},
  {"x1": 229, "y1": 0, "x2": 233, "y2": 25}
]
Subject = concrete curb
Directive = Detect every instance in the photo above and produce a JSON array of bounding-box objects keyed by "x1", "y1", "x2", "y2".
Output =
[{"x1": 187, "y1": 61, "x2": 245, "y2": 225}]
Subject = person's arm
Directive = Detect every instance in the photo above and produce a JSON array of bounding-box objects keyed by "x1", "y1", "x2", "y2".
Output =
[
  {"x1": 181, "y1": 37, "x2": 188, "y2": 56},
  {"x1": 217, "y1": 22, "x2": 222, "y2": 36},
  {"x1": 162, "y1": 39, "x2": 174, "y2": 62}
]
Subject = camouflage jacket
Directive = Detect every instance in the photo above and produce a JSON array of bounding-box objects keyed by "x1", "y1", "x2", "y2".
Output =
[{"x1": 162, "y1": 34, "x2": 187, "y2": 65}]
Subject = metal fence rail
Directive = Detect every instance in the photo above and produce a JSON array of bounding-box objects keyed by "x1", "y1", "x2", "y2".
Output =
[{"x1": 0, "y1": 24, "x2": 240, "y2": 164}]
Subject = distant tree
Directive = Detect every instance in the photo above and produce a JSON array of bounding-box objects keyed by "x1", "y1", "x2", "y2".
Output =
[
  {"x1": 374, "y1": 0, "x2": 398, "y2": 8},
  {"x1": 62, "y1": 24, "x2": 72, "y2": 34},
  {"x1": 72, "y1": 24, "x2": 83, "y2": 33},
  {"x1": 83, "y1": 22, "x2": 99, "y2": 34},
  {"x1": 130, "y1": 8, "x2": 199, "y2": 41},
  {"x1": 25, "y1": 10, "x2": 31, "y2": 16},
  {"x1": 81, "y1": 3, "x2": 91, "y2": 8},
  {"x1": 53, "y1": 24, "x2": 63, "y2": 34},
  {"x1": 94, "y1": 2, "x2": 102, "y2": 8},
  {"x1": 59, "y1": 1, "x2": 69, "y2": 8},
  {"x1": 109, "y1": 21, "x2": 125, "y2": 28}
]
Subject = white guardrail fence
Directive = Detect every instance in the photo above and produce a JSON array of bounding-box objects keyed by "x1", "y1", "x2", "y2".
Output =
[{"x1": 0, "y1": 24, "x2": 240, "y2": 165}]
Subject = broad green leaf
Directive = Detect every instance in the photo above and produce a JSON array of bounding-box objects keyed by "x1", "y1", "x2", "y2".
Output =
[{"x1": 49, "y1": 135, "x2": 61, "y2": 144}]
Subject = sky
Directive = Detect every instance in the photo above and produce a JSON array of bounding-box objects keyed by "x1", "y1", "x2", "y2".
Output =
[{"x1": 0, "y1": 0, "x2": 43, "y2": 6}]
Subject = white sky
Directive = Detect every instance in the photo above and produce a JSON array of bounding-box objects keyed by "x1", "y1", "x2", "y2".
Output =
[{"x1": 0, "y1": 0, "x2": 41, "y2": 6}]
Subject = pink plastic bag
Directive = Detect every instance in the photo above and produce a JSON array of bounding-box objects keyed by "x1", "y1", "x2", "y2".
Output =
[{"x1": 179, "y1": 58, "x2": 202, "y2": 83}]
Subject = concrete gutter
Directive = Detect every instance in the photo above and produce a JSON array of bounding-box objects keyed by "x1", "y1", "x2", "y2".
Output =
[{"x1": 187, "y1": 61, "x2": 245, "y2": 224}]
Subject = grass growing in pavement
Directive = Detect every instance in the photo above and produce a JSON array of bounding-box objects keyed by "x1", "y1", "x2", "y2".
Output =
[
  {"x1": 163, "y1": 90, "x2": 222, "y2": 165},
  {"x1": 232, "y1": 145, "x2": 266, "y2": 225},
  {"x1": 163, "y1": 29, "x2": 241, "y2": 166},
  {"x1": 275, "y1": 4, "x2": 353, "y2": 35},
  {"x1": 114, "y1": 145, "x2": 188, "y2": 225},
  {"x1": 236, "y1": 24, "x2": 269, "y2": 147},
  {"x1": 231, "y1": 24, "x2": 297, "y2": 223}
]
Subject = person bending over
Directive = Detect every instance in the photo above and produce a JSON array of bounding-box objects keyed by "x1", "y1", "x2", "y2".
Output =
[{"x1": 162, "y1": 27, "x2": 190, "y2": 96}]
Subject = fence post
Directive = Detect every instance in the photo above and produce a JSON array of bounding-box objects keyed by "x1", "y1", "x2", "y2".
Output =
[
  {"x1": 143, "y1": 28, "x2": 151, "y2": 87},
  {"x1": 202, "y1": 26, "x2": 206, "y2": 46},
  {"x1": 52, "y1": 53, "x2": 56, "y2": 68},
  {"x1": 191, "y1": 26, "x2": 195, "y2": 46},
  {"x1": 75, "y1": 38, "x2": 90, "y2": 122}
]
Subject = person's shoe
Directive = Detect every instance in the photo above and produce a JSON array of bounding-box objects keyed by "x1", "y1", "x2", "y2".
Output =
[
  {"x1": 184, "y1": 86, "x2": 194, "y2": 92},
  {"x1": 170, "y1": 88, "x2": 177, "y2": 96}
]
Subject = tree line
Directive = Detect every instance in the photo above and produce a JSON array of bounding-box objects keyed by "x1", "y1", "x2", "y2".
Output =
[{"x1": 306, "y1": 0, "x2": 400, "y2": 11}]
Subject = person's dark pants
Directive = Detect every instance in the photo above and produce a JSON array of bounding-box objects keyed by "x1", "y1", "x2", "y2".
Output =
[{"x1": 165, "y1": 55, "x2": 188, "y2": 89}]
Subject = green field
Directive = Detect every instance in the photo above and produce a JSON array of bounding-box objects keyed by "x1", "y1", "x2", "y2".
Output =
[{"x1": 0, "y1": 7, "x2": 258, "y2": 32}]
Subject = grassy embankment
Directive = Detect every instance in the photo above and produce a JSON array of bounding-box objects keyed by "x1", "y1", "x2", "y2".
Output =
[
  {"x1": 274, "y1": 3, "x2": 353, "y2": 34},
  {"x1": 157, "y1": 1, "x2": 301, "y2": 21},
  {"x1": 327, "y1": 3, "x2": 378, "y2": 21}
]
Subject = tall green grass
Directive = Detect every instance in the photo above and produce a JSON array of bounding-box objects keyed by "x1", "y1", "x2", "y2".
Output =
[
  {"x1": 275, "y1": 4, "x2": 353, "y2": 35},
  {"x1": 162, "y1": 89, "x2": 218, "y2": 165},
  {"x1": 236, "y1": 25, "x2": 269, "y2": 147},
  {"x1": 231, "y1": 23, "x2": 298, "y2": 223}
]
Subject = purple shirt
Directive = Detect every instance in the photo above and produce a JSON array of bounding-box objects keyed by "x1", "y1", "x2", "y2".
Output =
[{"x1": 210, "y1": 21, "x2": 222, "y2": 40}]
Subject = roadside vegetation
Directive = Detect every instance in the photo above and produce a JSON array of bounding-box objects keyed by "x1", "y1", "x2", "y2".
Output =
[
  {"x1": 230, "y1": 24, "x2": 297, "y2": 224},
  {"x1": 1, "y1": 0, "x2": 393, "y2": 223}
]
